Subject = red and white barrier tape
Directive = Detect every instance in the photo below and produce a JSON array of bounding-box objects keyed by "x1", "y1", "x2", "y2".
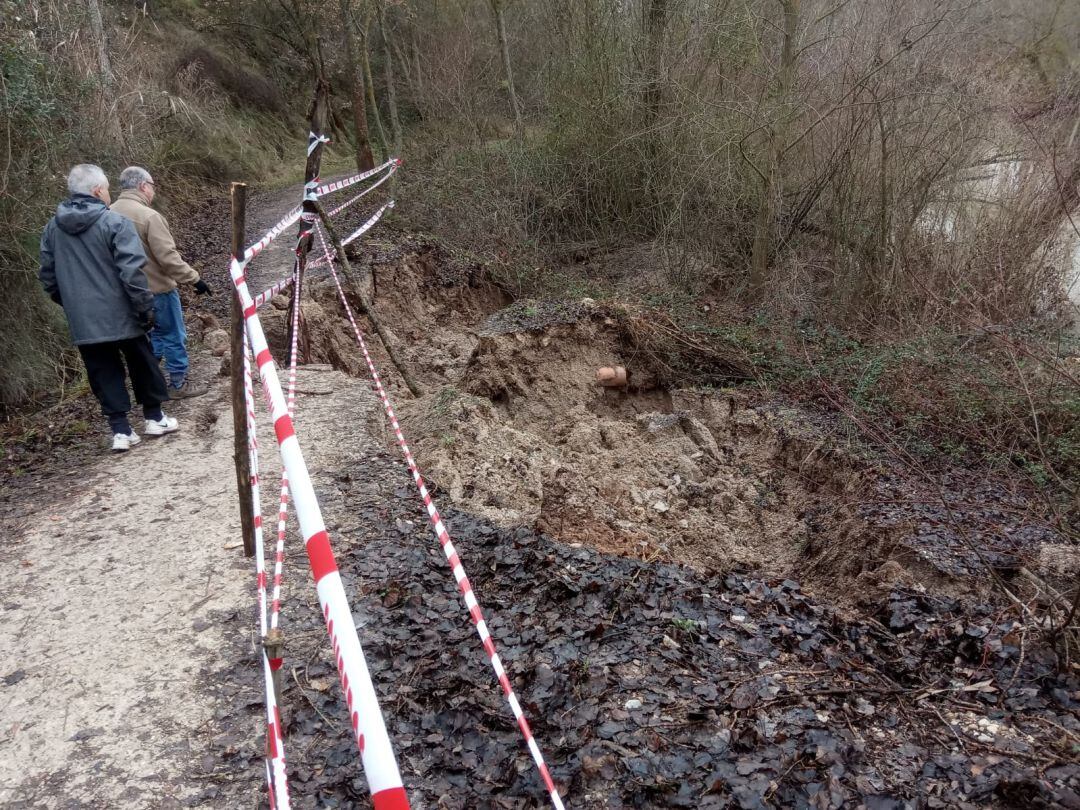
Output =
[
  {"x1": 315, "y1": 158, "x2": 400, "y2": 198},
  {"x1": 253, "y1": 275, "x2": 296, "y2": 310},
  {"x1": 230, "y1": 254, "x2": 411, "y2": 810},
  {"x1": 314, "y1": 225, "x2": 566, "y2": 810},
  {"x1": 243, "y1": 329, "x2": 291, "y2": 809},
  {"x1": 324, "y1": 160, "x2": 399, "y2": 219},
  {"x1": 243, "y1": 329, "x2": 268, "y2": 637},
  {"x1": 307, "y1": 201, "x2": 396, "y2": 271},
  {"x1": 242, "y1": 159, "x2": 399, "y2": 263},
  {"x1": 244, "y1": 209, "x2": 299, "y2": 263},
  {"x1": 270, "y1": 263, "x2": 303, "y2": 637}
]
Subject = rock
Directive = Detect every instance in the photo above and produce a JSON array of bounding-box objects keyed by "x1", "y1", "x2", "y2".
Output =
[
  {"x1": 679, "y1": 413, "x2": 721, "y2": 460},
  {"x1": 624, "y1": 698, "x2": 643, "y2": 711},
  {"x1": 637, "y1": 412, "x2": 681, "y2": 433},
  {"x1": 204, "y1": 329, "x2": 230, "y2": 357},
  {"x1": 652, "y1": 500, "x2": 669, "y2": 513}
]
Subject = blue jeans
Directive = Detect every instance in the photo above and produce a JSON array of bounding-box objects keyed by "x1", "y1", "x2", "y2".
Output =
[{"x1": 151, "y1": 290, "x2": 188, "y2": 387}]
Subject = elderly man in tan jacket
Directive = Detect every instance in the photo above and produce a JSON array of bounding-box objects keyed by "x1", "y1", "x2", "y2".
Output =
[{"x1": 111, "y1": 166, "x2": 210, "y2": 398}]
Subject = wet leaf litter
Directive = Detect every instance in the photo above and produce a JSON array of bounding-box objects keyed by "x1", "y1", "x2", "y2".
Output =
[{"x1": 210, "y1": 449, "x2": 1080, "y2": 809}]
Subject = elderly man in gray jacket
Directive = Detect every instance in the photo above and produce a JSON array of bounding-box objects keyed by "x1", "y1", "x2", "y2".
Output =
[{"x1": 39, "y1": 164, "x2": 180, "y2": 452}]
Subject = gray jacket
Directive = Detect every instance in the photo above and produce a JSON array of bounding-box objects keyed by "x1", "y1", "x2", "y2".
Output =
[{"x1": 39, "y1": 194, "x2": 153, "y2": 345}]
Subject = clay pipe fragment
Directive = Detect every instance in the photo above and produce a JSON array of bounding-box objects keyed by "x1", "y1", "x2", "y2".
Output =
[{"x1": 596, "y1": 366, "x2": 628, "y2": 387}]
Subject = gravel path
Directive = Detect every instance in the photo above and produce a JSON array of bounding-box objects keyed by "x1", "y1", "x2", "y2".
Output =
[{"x1": 0, "y1": 377, "x2": 258, "y2": 807}]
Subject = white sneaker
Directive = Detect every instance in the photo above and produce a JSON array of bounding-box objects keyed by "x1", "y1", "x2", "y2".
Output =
[
  {"x1": 112, "y1": 432, "x2": 142, "y2": 452},
  {"x1": 144, "y1": 415, "x2": 179, "y2": 436}
]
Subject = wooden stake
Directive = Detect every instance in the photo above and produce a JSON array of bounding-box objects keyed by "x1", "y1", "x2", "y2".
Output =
[
  {"x1": 288, "y1": 77, "x2": 331, "y2": 364},
  {"x1": 315, "y1": 201, "x2": 423, "y2": 397},
  {"x1": 230, "y1": 182, "x2": 255, "y2": 559}
]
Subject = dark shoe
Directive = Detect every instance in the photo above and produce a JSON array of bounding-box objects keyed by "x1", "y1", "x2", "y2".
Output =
[{"x1": 168, "y1": 378, "x2": 208, "y2": 399}]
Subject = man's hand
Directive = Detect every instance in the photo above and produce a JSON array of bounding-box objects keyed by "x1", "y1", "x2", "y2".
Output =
[
  {"x1": 139, "y1": 309, "x2": 156, "y2": 332},
  {"x1": 194, "y1": 280, "x2": 212, "y2": 296}
]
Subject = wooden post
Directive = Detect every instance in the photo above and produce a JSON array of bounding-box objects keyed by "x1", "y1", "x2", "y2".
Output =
[
  {"x1": 288, "y1": 75, "x2": 331, "y2": 364},
  {"x1": 230, "y1": 182, "x2": 255, "y2": 558},
  {"x1": 315, "y1": 200, "x2": 422, "y2": 397}
]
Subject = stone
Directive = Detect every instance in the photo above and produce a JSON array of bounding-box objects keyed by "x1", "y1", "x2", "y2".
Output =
[{"x1": 204, "y1": 329, "x2": 230, "y2": 357}]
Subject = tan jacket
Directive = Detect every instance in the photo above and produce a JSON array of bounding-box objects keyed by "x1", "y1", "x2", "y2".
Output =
[{"x1": 110, "y1": 190, "x2": 199, "y2": 293}]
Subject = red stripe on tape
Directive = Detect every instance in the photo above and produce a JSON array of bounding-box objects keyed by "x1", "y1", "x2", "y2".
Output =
[
  {"x1": 517, "y1": 715, "x2": 533, "y2": 738},
  {"x1": 306, "y1": 530, "x2": 337, "y2": 582},
  {"x1": 274, "y1": 415, "x2": 295, "y2": 445},
  {"x1": 372, "y1": 788, "x2": 411, "y2": 810},
  {"x1": 244, "y1": 304, "x2": 256, "y2": 318},
  {"x1": 267, "y1": 722, "x2": 278, "y2": 757},
  {"x1": 256, "y1": 349, "x2": 273, "y2": 369}
]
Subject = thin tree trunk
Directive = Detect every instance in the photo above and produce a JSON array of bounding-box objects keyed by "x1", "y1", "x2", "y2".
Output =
[
  {"x1": 360, "y1": 6, "x2": 389, "y2": 161},
  {"x1": 340, "y1": 0, "x2": 375, "y2": 171},
  {"x1": 377, "y1": 0, "x2": 404, "y2": 156},
  {"x1": 85, "y1": 0, "x2": 123, "y2": 146},
  {"x1": 389, "y1": 30, "x2": 414, "y2": 92},
  {"x1": 641, "y1": 0, "x2": 670, "y2": 124},
  {"x1": 490, "y1": 0, "x2": 523, "y2": 133},
  {"x1": 411, "y1": 32, "x2": 424, "y2": 97},
  {"x1": 289, "y1": 79, "x2": 330, "y2": 363},
  {"x1": 86, "y1": 0, "x2": 114, "y2": 85},
  {"x1": 750, "y1": 0, "x2": 800, "y2": 295}
]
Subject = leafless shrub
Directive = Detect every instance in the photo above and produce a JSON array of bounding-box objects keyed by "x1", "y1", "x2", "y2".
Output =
[{"x1": 173, "y1": 45, "x2": 285, "y2": 115}]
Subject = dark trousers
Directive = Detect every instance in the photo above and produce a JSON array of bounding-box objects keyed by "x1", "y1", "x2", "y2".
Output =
[{"x1": 78, "y1": 337, "x2": 168, "y2": 435}]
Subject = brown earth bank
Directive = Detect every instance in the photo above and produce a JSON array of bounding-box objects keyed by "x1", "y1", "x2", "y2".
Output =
[
  {"x1": 251, "y1": 226, "x2": 1077, "y2": 615},
  {"x1": 2, "y1": 188, "x2": 1078, "y2": 808}
]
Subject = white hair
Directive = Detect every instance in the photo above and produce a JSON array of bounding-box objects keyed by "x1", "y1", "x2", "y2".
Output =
[
  {"x1": 119, "y1": 166, "x2": 152, "y2": 190},
  {"x1": 67, "y1": 164, "x2": 108, "y2": 196}
]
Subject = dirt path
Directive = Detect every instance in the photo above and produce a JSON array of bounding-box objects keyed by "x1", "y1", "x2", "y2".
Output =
[{"x1": 0, "y1": 377, "x2": 260, "y2": 807}]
